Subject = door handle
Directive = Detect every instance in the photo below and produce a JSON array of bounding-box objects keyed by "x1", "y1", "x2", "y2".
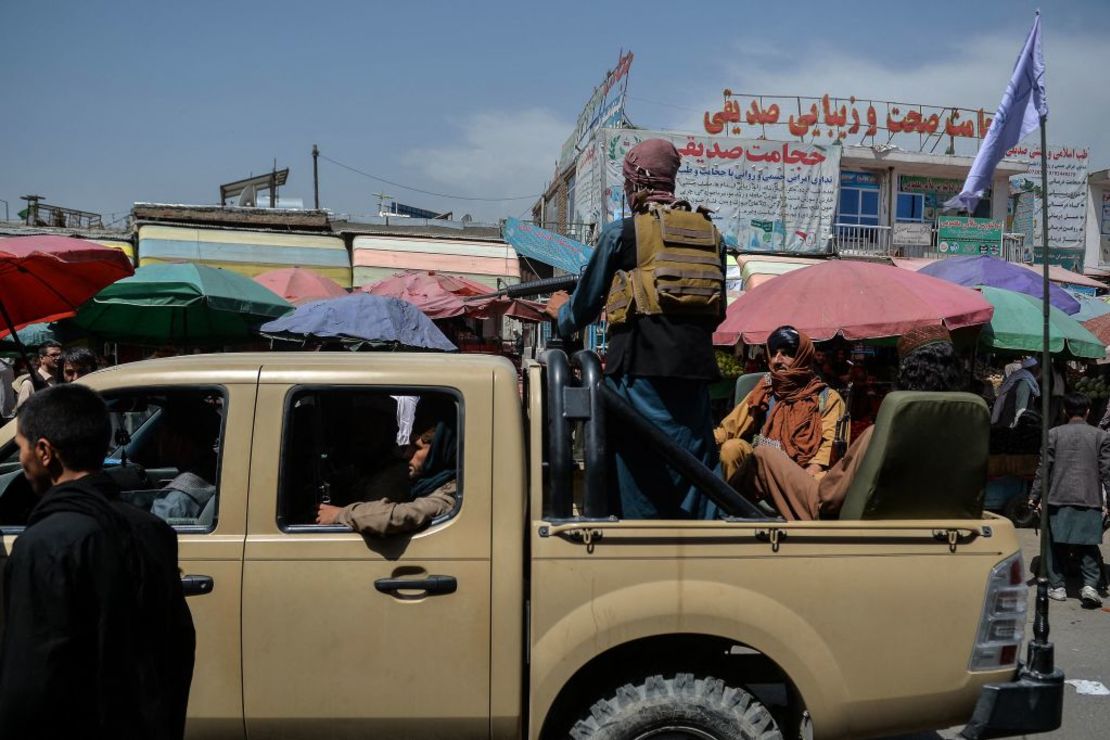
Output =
[
  {"x1": 181, "y1": 574, "x2": 214, "y2": 596},
  {"x1": 374, "y1": 575, "x2": 457, "y2": 595}
]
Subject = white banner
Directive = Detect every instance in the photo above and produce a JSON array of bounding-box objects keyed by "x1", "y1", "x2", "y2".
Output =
[
  {"x1": 599, "y1": 128, "x2": 840, "y2": 253},
  {"x1": 1008, "y1": 144, "x2": 1089, "y2": 251}
]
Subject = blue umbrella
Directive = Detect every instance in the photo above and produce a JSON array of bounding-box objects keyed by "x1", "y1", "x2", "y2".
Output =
[
  {"x1": 1067, "y1": 292, "x2": 1110, "y2": 323},
  {"x1": 919, "y1": 255, "x2": 1081, "y2": 315},
  {"x1": 259, "y1": 293, "x2": 456, "y2": 351}
]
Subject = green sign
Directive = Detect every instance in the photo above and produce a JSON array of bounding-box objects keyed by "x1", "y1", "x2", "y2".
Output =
[{"x1": 936, "y1": 216, "x2": 1004, "y2": 257}]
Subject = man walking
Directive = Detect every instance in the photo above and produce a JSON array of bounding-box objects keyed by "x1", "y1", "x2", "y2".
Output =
[
  {"x1": 14, "y1": 340, "x2": 62, "y2": 410},
  {"x1": 545, "y1": 138, "x2": 725, "y2": 518},
  {"x1": 1029, "y1": 392, "x2": 1110, "y2": 608},
  {"x1": 0, "y1": 384, "x2": 195, "y2": 738}
]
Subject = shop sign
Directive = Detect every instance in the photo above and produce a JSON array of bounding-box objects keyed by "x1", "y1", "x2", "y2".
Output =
[
  {"x1": 558, "y1": 51, "x2": 634, "y2": 171},
  {"x1": 893, "y1": 222, "x2": 933, "y2": 247},
  {"x1": 937, "y1": 216, "x2": 1004, "y2": 256},
  {"x1": 702, "y1": 91, "x2": 996, "y2": 152}
]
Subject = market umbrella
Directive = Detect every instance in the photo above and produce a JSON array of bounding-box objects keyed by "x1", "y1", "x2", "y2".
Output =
[
  {"x1": 362, "y1": 270, "x2": 546, "y2": 322},
  {"x1": 76, "y1": 263, "x2": 294, "y2": 344},
  {"x1": 713, "y1": 260, "x2": 994, "y2": 346},
  {"x1": 0, "y1": 235, "x2": 133, "y2": 384},
  {"x1": 918, "y1": 255, "x2": 1081, "y2": 315},
  {"x1": 978, "y1": 286, "x2": 1104, "y2": 359},
  {"x1": 1069, "y1": 292, "x2": 1110, "y2": 323},
  {"x1": 253, "y1": 267, "x2": 348, "y2": 305},
  {"x1": 1082, "y1": 312, "x2": 1110, "y2": 348},
  {"x1": 259, "y1": 293, "x2": 456, "y2": 351}
]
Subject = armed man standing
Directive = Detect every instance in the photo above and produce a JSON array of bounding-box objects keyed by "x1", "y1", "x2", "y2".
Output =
[{"x1": 545, "y1": 138, "x2": 726, "y2": 518}]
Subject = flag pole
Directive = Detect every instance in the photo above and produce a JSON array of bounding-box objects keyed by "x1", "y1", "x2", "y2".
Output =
[{"x1": 1031, "y1": 112, "x2": 1054, "y2": 671}]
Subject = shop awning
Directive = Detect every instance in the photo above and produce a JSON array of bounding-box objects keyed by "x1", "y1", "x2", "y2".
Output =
[
  {"x1": 1019, "y1": 263, "x2": 1104, "y2": 291},
  {"x1": 502, "y1": 218, "x2": 593, "y2": 275}
]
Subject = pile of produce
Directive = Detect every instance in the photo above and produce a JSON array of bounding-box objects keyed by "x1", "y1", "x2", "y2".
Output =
[
  {"x1": 716, "y1": 350, "x2": 743, "y2": 380},
  {"x1": 1075, "y1": 375, "x2": 1110, "y2": 400}
]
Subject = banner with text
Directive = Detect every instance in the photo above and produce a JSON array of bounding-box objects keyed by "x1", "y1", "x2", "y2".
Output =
[
  {"x1": 1008, "y1": 144, "x2": 1089, "y2": 270},
  {"x1": 598, "y1": 129, "x2": 840, "y2": 253},
  {"x1": 936, "y1": 216, "x2": 1004, "y2": 257}
]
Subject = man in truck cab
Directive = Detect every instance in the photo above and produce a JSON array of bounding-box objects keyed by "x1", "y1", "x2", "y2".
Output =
[
  {"x1": 743, "y1": 324, "x2": 961, "y2": 520},
  {"x1": 715, "y1": 325, "x2": 845, "y2": 487},
  {"x1": 545, "y1": 138, "x2": 726, "y2": 519},
  {"x1": 315, "y1": 405, "x2": 458, "y2": 536}
]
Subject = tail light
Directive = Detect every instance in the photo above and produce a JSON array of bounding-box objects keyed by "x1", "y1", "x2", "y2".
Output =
[{"x1": 969, "y1": 553, "x2": 1027, "y2": 671}]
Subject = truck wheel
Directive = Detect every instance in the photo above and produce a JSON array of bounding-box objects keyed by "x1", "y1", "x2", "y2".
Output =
[
  {"x1": 570, "y1": 673, "x2": 783, "y2": 740},
  {"x1": 1004, "y1": 495, "x2": 1038, "y2": 528}
]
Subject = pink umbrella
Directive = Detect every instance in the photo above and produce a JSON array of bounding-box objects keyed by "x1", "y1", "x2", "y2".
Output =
[
  {"x1": 253, "y1": 267, "x2": 347, "y2": 305},
  {"x1": 713, "y1": 260, "x2": 994, "y2": 346},
  {"x1": 361, "y1": 271, "x2": 546, "y2": 322}
]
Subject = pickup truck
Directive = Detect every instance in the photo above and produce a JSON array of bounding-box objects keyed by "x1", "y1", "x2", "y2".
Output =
[{"x1": 0, "y1": 349, "x2": 1063, "y2": 739}]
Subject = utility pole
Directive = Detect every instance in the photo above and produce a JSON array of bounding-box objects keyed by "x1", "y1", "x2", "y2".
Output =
[
  {"x1": 0, "y1": 199, "x2": 8, "y2": 222},
  {"x1": 312, "y1": 144, "x2": 320, "y2": 209}
]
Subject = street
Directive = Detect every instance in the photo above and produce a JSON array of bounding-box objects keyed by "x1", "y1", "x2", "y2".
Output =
[{"x1": 891, "y1": 527, "x2": 1110, "y2": 740}]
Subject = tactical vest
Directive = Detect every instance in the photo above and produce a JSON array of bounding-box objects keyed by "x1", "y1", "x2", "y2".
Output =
[{"x1": 605, "y1": 203, "x2": 724, "y2": 328}]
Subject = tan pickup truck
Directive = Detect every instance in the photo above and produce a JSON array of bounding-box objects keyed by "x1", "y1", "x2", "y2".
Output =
[{"x1": 0, "y1": 350, "x2": 1063, "y2": 739}]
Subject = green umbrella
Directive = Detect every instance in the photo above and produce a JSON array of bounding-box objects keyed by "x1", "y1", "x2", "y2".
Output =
[
  {"x1": 978, "y1": 285, "x2": 1105, "y2": 359},
  {"x1": 76, "y1": 263, "x2": 294, "y2": 344}
]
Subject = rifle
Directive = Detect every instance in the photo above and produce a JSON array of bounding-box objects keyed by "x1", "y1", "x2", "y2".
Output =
[
  {"x1": 467, "y1": 273, "x2": 580, "y2": 301},
  {"x1": 832, "y1": 382, "x2": 852, "y2": 464}
]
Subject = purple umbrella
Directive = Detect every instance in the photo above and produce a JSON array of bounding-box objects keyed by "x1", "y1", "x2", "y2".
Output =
[{"x1": 919, "y1": 255, "x2": 1080, "y2": 315}]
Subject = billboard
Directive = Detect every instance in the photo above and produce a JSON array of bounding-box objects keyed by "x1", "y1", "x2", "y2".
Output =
[
  {"x1": 596, "y1": 129, "x2": 840, "y2": 253},
  {"x1": 558, "y1": 51, "x2": 634, "y2": 171},
  {"x1": 1008, "y1": 144, "x2": 1089, "y2": 270}
]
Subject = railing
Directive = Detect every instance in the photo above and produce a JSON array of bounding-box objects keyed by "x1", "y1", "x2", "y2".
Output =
[
  {"x1": 23, "y1": 203, "x2": 103, "y2": 229},
  {"x1": 833, "y1": 223, "x2": 893, "y2": 257},
  {"x1": 531, "y1": 221, "x2": 599, "y2": 245}
]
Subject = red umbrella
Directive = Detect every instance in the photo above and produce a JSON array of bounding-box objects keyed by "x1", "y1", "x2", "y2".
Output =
[
  {"x1": 0, "y1": 235, "x2": 134, "y2": 333},
  {"x1": 253, "y1": 267, "x2": 347, "y2": 305},
  {"x1": 713, "y1": 260, "x2": 994, "y2": 346},
  {"x1": 0, "y1": 235, "x2": 134, "y2": 387},
  {"x1": 361, "y1": 270, "x2": 545, "y2": 322}
]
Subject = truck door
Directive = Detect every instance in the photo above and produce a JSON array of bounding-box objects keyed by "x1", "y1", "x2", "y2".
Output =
[
  {"x1": 242, "y1": 371, "x2": 493, "y2": 739},
  {"x1": 0, "y1": 379, "x2": 255, "y2": 739}
]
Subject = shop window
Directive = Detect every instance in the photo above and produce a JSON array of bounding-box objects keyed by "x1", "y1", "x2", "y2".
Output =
[
  {"x1": 897, "y1": 193, "x2": 926, "y2": 222},
  {"x1": 837, "y1": 172, "x2": 881, "y2": 227},
  {"x1": 277, "y1": 389, "x2": 461, "y2": 533}
]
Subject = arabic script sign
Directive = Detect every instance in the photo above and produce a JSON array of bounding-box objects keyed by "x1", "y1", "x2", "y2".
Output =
[
  {"x1": 702, "y1": 91, "x2": 995, "y2": 152},
  {"x1": 936, "y1": 217, "x2": 1004, "y2": 256},
  {"x1": 598, "y1": 129, "x2": 840, "y2": 254},
  {"x1": 558, "y1": 51, "x2": 634, "y2": 171},
  {"x1": 1008, "y1": 144, "x2": 1089, "y2": 270}
]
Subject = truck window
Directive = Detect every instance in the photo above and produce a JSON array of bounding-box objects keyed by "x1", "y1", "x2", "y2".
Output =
[
  {"x1": 277, "y1": 388, "x2": 461, "y2": 533},
  {"x1": 106, "y1": 388, "x2": 225, "y2": 531},
  {"x1": 0, "y1": 387, "x2": 225, "y2": 533}
]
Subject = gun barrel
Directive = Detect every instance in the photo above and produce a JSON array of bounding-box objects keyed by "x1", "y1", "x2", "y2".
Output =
[{"x1": 468, "y1": 273, "x2": 580, "y2": 301}]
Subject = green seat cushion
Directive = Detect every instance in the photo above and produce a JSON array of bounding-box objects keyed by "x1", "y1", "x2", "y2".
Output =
[
  {"x1": 734, "y1": 372, "x2": 767, "y2": 406},
  {"x1": 839, "y1": 391, "x2": 988, "y2": 520}
]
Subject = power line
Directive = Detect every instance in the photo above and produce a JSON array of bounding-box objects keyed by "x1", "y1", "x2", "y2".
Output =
[{"x1": 318, "y1": 153, "x2": 541, "y2": 203}]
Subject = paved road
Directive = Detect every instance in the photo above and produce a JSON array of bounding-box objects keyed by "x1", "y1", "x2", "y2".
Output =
[{"x1": 888, "y1": 528, "x2": 1110, "y2": 740}]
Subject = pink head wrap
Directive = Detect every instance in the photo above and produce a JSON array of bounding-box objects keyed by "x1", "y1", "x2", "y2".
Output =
[{"x1": 622, "y1": 139, "x2": 681, "y2": 212}]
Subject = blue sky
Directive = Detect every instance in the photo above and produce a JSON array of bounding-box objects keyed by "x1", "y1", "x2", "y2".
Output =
[{"x1": 2, "y1": 0, "x2": 1107, "y2": 224}]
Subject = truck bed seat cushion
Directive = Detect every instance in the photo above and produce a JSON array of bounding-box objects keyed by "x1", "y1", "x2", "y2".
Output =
[{"x1": 839, "y1": 391, "x2": 988, "y2": 520}]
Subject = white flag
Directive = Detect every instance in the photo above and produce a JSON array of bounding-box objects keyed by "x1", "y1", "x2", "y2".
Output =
[{"x1": 945, "y1": 13, "x2": 1048, "y2": 212}]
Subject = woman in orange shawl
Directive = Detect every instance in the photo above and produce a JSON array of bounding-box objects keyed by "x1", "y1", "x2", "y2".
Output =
[{"x1": 715, "y1": 326, "x2": 845, "y2": 487}]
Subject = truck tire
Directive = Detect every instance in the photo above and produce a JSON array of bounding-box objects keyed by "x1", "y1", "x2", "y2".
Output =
[{"x1": 570, "y1": 673, "x2": 783, "y2": 740}]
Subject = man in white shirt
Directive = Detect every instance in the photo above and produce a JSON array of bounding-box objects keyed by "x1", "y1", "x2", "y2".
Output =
[{"x1": 15, "y1": 342, "x2": 62, "y2": 411}]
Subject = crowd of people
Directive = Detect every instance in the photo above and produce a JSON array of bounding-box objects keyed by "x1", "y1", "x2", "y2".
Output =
[{"x1": 0, "y1": 341, "x2": 101, "y2": 425}]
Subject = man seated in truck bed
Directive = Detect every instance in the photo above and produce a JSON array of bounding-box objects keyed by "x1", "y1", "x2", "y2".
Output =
[
  {"x1": 744, "y1": 325, "x2": 962, "y2": 520},
  {"x1": 315, "y1": 404, "x2": 458, "y2": 536}
]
